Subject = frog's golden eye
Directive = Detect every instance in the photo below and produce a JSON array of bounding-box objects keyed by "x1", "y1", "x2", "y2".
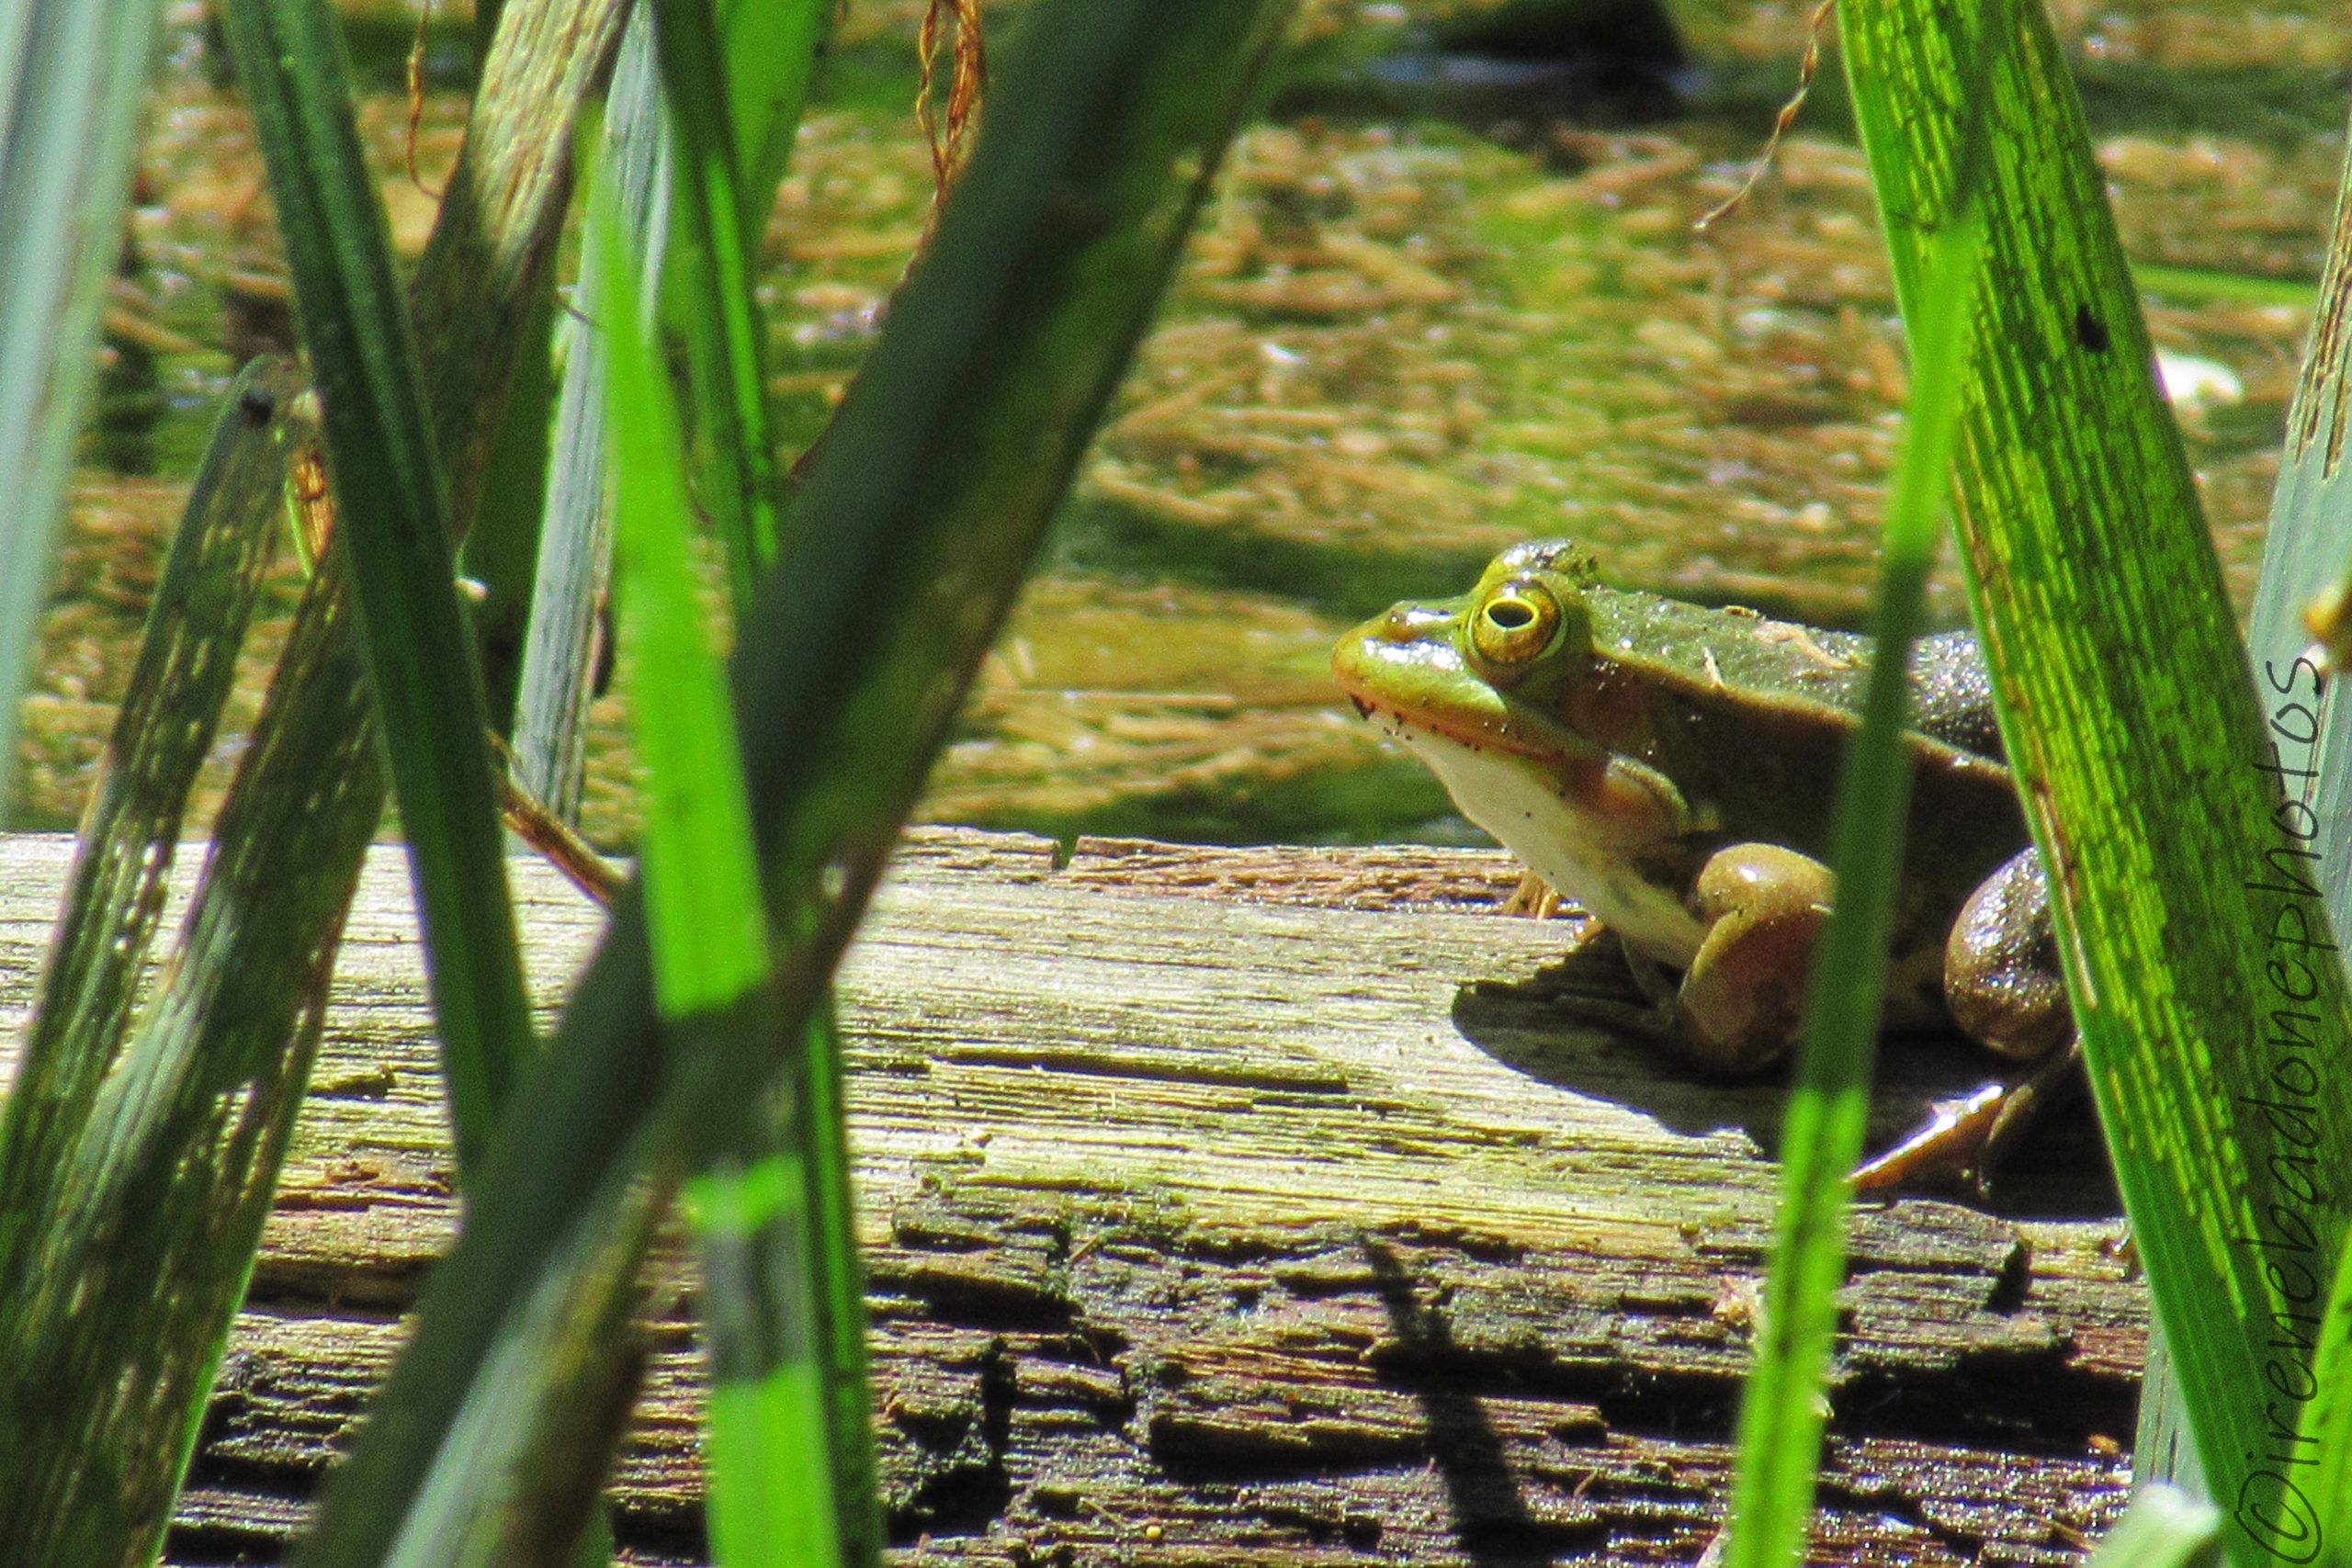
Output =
[{"x1": 1471, "y1": 580, "x2": 1561, "y2": 666}]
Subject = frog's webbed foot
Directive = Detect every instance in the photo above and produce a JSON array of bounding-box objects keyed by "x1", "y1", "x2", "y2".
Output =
[{"x1": 1852, "y1": 1037, "x2": 2083, "y2": 1198}]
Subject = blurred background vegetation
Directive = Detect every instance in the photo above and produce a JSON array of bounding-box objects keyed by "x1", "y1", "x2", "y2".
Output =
[{"x1": 17, "y1": 0, "x2": 2341, "y2": 849}]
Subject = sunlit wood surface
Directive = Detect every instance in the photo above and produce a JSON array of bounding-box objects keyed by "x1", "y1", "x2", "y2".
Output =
[{"x1": 0, "y1": 828, "x2": 2143, "y2": 1566}]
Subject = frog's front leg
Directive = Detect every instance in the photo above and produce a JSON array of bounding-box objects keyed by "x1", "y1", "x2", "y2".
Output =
[{"x1": 1671, "y1": 843, "x2": 1835, "y2": 1074}]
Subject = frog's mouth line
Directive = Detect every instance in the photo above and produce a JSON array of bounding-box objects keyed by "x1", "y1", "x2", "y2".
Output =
[{"x1": 1343, "y1": 690, "x2": 1561, "y2": 766}]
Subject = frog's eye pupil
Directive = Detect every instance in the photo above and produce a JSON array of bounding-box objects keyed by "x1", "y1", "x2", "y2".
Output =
[{"x1": 1470, "y1": 580, "x2": 1561, "y2": 666}]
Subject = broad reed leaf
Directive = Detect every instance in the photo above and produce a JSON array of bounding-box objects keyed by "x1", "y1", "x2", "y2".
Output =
[{"x1": 1840, "y1": 6, "x2": 2352, "y2": 1563}]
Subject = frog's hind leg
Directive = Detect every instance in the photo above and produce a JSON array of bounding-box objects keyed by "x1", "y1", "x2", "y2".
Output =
[
  {"x1": 1944, "y1": 850, "x2": 2072, "y2": 1060},
  {"x1": 1856, "y1": 851, "x2": 2079, "y2": 1196}
]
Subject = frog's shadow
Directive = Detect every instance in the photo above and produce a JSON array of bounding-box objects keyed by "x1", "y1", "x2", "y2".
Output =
[{"x1": 1448, "y1": 942, "x2": 2117, "y2": 1218}]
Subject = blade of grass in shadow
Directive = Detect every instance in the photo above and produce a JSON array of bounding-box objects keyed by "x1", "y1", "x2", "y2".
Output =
[
  {"x1": 0, "y1": 564, "x2": 379, "y2": 1564},
  {"x1": 1839, "y1": 5, "x2": 2352, "y2": 1562},
  {"x1": 791, "y1": 994, "x2": 877, "y2": 1566},
  {"x1": 513, "y1": 0, "x2": 830, "y2": 811},
  {"x1": 599, "y1": 175, "x2": 836, "y2": 1567},
  {"x1": 0, "y1": 0, "x2": 166, "y2": 813},
  {"x1": 0, "y1": 356, "x2": 308, "y2": 1276},
  {"x1": 460, "y1": 272, "x2": 558, "y2": 734},
  {"x1": 1719, "y1": 63, "x2": 1988, "y2": 1568},
  {"x1": 293, "y1": 5, "x2": 1295, "y2": 1560},
  {"x1": 0, "y1": 3, "x2": 629, "y2": 1559},
  {"x1": 0, "y1": 363, "x2": 320, "y2": 1562},
  {"x1": 222, "y1": 0, "x2": 536, "y2": 1176}
]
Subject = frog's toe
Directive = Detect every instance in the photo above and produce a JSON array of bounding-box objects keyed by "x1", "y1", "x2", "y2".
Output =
[{"x1": 1852, "y1": 1037, "x2": 2085, "y2": 1197}]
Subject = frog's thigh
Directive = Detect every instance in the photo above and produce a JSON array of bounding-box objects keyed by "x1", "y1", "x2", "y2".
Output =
[
  {"x1": 1945, "y1": 848, "x2": 2071, "y2": 1061},
  {"x1": 1674, "y1": 843, "x2": 1835, "y2": 1075}
]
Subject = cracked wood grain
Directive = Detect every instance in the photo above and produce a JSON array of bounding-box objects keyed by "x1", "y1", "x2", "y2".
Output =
[{"x1": 0, "y1": 829, "x2": 2143, "y2": 1567}]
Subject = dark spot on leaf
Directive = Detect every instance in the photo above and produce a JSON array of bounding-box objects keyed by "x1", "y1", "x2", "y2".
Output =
[
  {"x1": 237, "y1": 385, "x2": 277, "y2": 425},
  {"x1": 2073, "y1": 304, "x2": 2109, "y2": 355}
]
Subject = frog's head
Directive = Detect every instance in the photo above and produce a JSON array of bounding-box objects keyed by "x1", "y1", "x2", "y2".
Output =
[
  {"x1": 1332, "y1": 539, "x2": 1604, "y2": 761},
  {"x1": 1334, "y1": 540, "x2": 1703, "y2": 949}
]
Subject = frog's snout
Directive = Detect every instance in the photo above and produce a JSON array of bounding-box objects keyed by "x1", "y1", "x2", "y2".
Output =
[{"x1": 1371, "y1": 603, "x2": 1451, "y2": 642}]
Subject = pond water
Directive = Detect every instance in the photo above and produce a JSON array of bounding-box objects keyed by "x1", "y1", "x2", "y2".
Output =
[{"x1": 13, "y1": 0, "x2": 2346, "y2": 850}]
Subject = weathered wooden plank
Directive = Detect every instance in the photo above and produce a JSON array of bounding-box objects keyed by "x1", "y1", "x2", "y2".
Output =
[{"x1": 0, "y1": 828, "x2": 2143, "y2": 1565}]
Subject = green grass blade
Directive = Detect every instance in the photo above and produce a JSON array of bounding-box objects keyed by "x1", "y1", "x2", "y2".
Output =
[
  {"x1": 795, "y1": 995, "x2": 881, "y2": 1567},
  {"x1": 510, "y1": 18, "x2": 659, "y2": 817},
  {"x1": 592, "y1": 166, "x2": 768, "y2": 1018},
  {"x1": 688, "y1": 1147, "x2": 840, "y2": 1568},
  {"x1": 0, "y1": 566, "x2": 383, "y2": 1562},
  {"x1": 1719, "y1": 58, "x2": 1988, "y2": 1568},
  {"x1": 514, "y1": 0, "x2": 827, "y2": 813},
  {"x1": 292, "y1": 6, "x2": 1294, "y2": 1561},
  {"x1": 721, "y1": 0, "x2": 827, "y2": 215},
  {"x1": 221, "y1": 0, "x2": 536, "y2": 1174},
  {"x1": 2143, "y1": 111, "x2": 2352, "y2": 1520},
  {"x1": 635, "y1": 2, "x2": 863, "y2": 1551},
  {"x1": 0, "y1": 0, "x2": 165, "y2": 816},
  {"x1": 2130, "y1": 260, "x2": 2316, "y2": 311},
  {"x1": 594, "y1": 156, "x2": 842, "y2": 1568},
  {"x1": 0, "y1": 359, "x2": 312, "y2": 1562},
  {"x1": 458, "y1": 271, "x2": 558, "y2": 734},
  {"x1": 645, "y1": 0, "x2": 785, "y2": 606},
  {"x1": 1839, "y1": 6, "x2": 2352, "y2": 1565}
]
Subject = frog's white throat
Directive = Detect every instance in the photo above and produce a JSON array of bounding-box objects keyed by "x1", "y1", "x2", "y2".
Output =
[{"x1": 1380, "y1": 719, "x2": 1707, "y2": 965}]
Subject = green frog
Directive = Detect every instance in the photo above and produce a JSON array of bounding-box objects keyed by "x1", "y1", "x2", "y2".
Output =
[{"x1": 1333, "y1": 540, "x2": 2074, "y2": 1188}]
